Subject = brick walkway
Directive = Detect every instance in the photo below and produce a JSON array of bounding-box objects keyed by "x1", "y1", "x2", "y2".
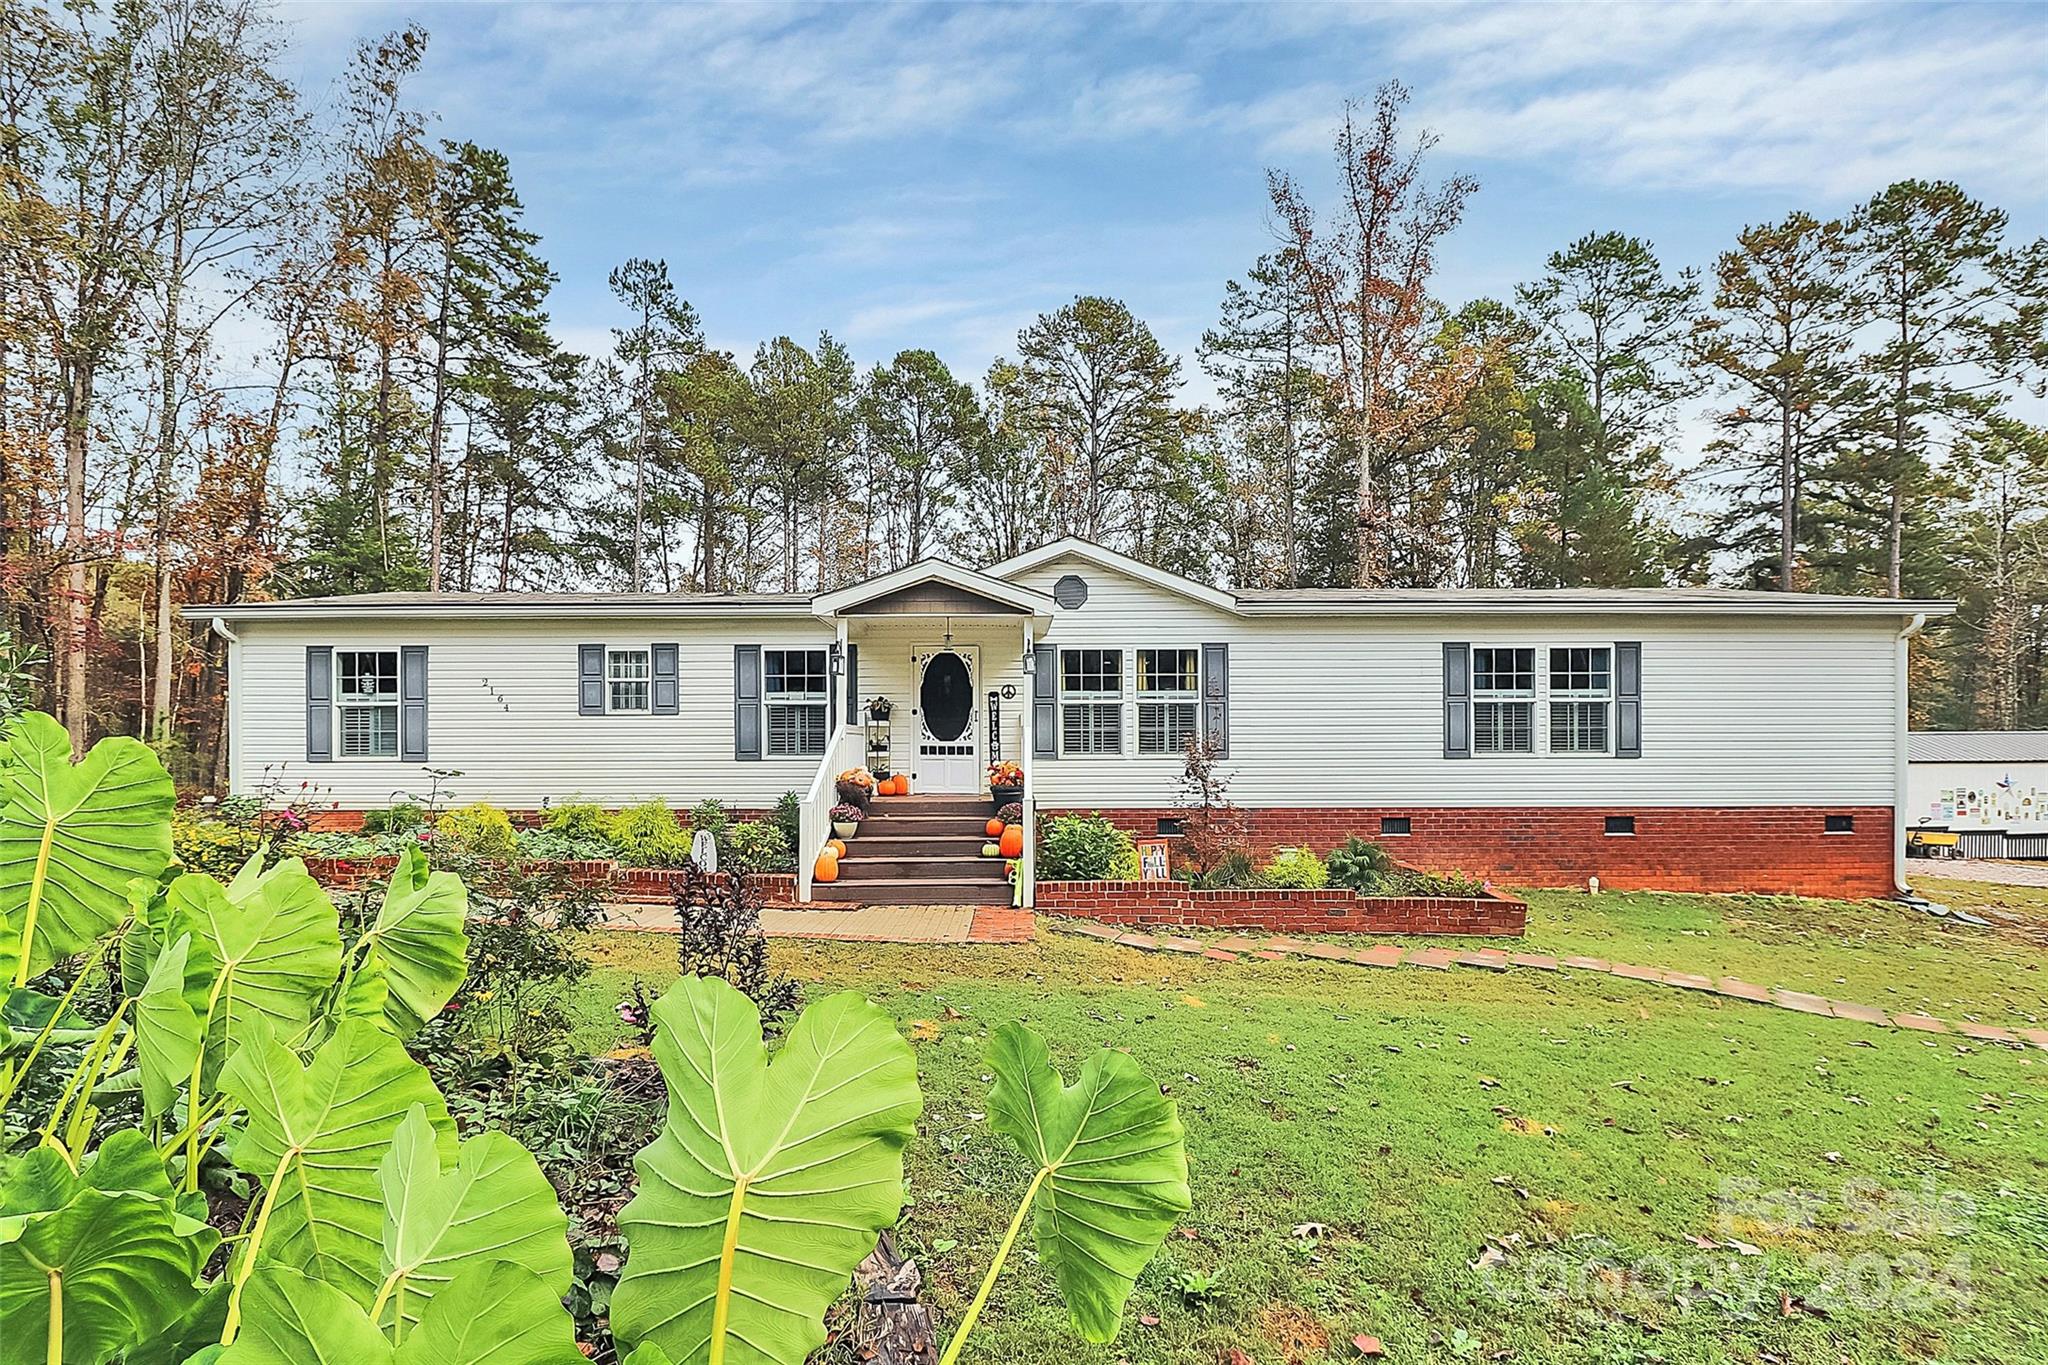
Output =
[
  {"x1": 604, "y1": 900, "x2": 1033, "y2": 945},
  {"x1": 1053, "y1": 919, "x2": 2048, "y2": 1051},
  {"x1": 1911, "y1": 858, "x2": 2048, "y2": 888}
]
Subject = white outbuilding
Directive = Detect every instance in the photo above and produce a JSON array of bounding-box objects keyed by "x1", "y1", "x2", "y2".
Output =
[{"x1": 1906, "y1": 730, "x2": 2048, "y2": 859}]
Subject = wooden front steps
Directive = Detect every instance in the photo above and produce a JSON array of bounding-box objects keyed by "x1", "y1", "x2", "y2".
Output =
[{"x1": 819, "y1": 793, "x2": 1012, "y2": 906}]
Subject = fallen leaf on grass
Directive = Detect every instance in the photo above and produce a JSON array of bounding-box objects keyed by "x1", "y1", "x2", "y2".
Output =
[
  {"x1": 1471, "y1": 1244, "x2": 1508, "y2": 1271},
  {"x1": 1292, "y1": 1222, "x2": 1330, "y2": 1239},
  {"x1": 1353, "y1": 1334, "x2": 1385, "y2": 1357}
]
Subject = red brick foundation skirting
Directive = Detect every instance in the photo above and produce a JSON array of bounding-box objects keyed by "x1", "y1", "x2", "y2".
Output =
[
  {"x1": 1035, "y1": 880, "x2": 1528, "y2": 937},
  {"x1": 1045, "y1": 805, "x2": 1896, "y2": 900}
]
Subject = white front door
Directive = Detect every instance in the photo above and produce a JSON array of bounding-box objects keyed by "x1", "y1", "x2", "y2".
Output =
[{"x1": 912, "y1": 645, "x2": 981, "y2": 792}]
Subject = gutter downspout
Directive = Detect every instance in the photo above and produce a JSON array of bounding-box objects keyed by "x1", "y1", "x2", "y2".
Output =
[
  {"x1": 209, "y1": 617, "x2": 241, "y2": 798},
  {"x1": 1893, "y1": 612, "x2": 1928, "y2": 899}
]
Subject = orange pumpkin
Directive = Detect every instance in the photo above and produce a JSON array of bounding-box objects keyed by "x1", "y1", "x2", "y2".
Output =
[
  {"x1": 826, "y1": 838, "x2": 847, "y2": 858},
  {"x1": 881, "y1": 775, "x2": 900, "y2": 796},
  {"x1": 814, "y1": 849, "x2": 840, "y2": 883},
  {"x1": 896, "y1": 775, "x2": 912, "y2": 796},
  {"x1": 998, "y1": 824, "x2": 1024, "y2": 858},
  {"x1": 985, "y1": 817, "x2": 1005, "y2": 838}
]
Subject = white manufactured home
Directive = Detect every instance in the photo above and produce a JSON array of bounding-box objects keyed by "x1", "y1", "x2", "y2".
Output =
[{"x1": 193, "y1": 538, "x2": 1947, "y2": 904}]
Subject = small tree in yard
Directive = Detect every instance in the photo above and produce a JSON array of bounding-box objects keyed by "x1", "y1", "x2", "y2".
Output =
[
  {"x1": 1171, "y1": 734, "x2": 1248, "y2": 881},
  {"x1": 672, "y1": 856, "x2": 802, "y2": 1032}
]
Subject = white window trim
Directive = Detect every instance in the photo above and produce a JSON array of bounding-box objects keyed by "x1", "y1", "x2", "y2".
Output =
[
  {"x1": 763, "y1": 646, "x2": 830, "y2": 759},
  {"x1": 1468, "y1": 642, "x2": 1622, "y2": 759},
  {"x1": 1057, "y1": 647, "x2": 1126, "y2": 757},
  {"x1": 1471, "y1": 643, "x2": 1538, "y2": 758},
  {"x1": 1546, "y1": 645, "x2": 1614, "y2": 757},
  {"x1": 605, "y1": 646, "x2": 653, "y2": 715},
  {"x1": 334, "y1": 648, "x2": 401, "y2": 760},
  {"x1": 1135, "y1": 646, "x2": 1200, "y2": 758}
]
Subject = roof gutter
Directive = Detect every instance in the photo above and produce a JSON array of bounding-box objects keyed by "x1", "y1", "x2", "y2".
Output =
[
  {"x1": 1894, "y1": 612, "x2": 1930, "y2": 899},
  {"x1": 208, "y1": 615, "x2": 239, "y2": 644}
]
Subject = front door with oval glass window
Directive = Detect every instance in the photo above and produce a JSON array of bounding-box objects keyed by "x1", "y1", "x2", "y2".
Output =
[{"x1": 913, "y1": 645, "x2": 980, "y2": 792}]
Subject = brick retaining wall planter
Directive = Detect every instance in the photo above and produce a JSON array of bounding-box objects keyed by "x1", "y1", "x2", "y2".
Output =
[
  {"x1": 1034, "y1": 879, "x2": 1527, "y2": 937},
  {"x1": 298, "y1": 855, "x2": 795, "y2": 906}
]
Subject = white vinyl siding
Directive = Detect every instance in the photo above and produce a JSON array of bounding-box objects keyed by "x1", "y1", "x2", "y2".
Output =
[
  {"x1": 764, "y1": 648, "x2": 828, "y2": 757},
  {"x1": 1010, "y1": 552, "x2": 1904, "y2": 810},
  {"x1": 334, "y1": 649, "x2": 400, "y2": 758},
  {"x1": 221, "y1": 553, "x2": 1907, "y2": 815}
]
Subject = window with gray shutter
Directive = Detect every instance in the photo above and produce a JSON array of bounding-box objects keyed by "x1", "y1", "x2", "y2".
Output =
[
  {"x1": 1031, "y1": 644, "x2": 1057, "y2": 759},
  {"x1": 1615, "y1": 641, "x2": 1642, "y2": 758},
  {"x1": 1201, "y1": 642, "x2": 1229, "y2": 758},
  {"x1": 306, "y1": 645, "x2": 333, "y2": 762},
  {"x1": 578, "y1": 644, "x2": 605, "y2": 715},
  {"x1": 399, "y1": 645, "x2": 428, "y2": 762},
  {"x1": 651, "y1": 643, "x2": 680, "y2": 716},
  {"x1": 734, "y1": 645, "x2": 762, "y2": 760},
  {"x1": 1442, "y1": 642, "x2": 1471, "y2": 759}
]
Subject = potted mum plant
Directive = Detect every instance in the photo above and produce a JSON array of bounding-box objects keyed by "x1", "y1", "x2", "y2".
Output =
[
  {"x1": 830, "y1": 802, "x2": 864, "y2": 840},
  {"x1": 988, "y1": 759, "x2": 1023, "y2": 810}
]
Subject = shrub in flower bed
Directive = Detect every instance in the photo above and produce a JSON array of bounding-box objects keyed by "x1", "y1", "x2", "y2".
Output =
[
  {"x1": 1262, "y1": 845, "x2": 1329, "y2": 888},
  {"x1": 435, "y1": 801, "x2": 519, "y2": 860},
  {"x1": 605, "y1": 798, "x2": 693, "y2": 867},
  {"x1": 1038, "y1": 813, "x2": 1141, "y2": 880},
  {"x1": 721, "y1": 820, "x2": 793, "y2": 872}
]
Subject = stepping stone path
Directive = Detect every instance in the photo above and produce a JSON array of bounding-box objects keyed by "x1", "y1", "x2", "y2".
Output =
[{"x1": 1052, "y1": 917, "x2": 2048, "y2": 1049}]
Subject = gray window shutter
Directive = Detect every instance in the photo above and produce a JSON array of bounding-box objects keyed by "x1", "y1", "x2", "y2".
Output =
[
  {"x1": 1615, "y1": 641, "x2": 1642, "y2": 758},
  {"x1": 845, "y1": 643, "x2": 859, "y2": 721},
  {"x1": 400, "y1": 645, "x2": 429, "y2": 762},
  {"x1": 1201, "y1": 642, "x2": 1229, "y2": 758},
  {"x1": 1443, "y1": 642, "x2": 1471, "y2": 759},
  {"x1": 651, "y1": 643, "x2": 679, "y2": 715},
  {"x1": 734, "y1": 645, "x2": 762, "y2": 760},
  {"x1": 578, "y1": 644, "x2": 604, "y2": 715},
  {"x1": 305, "y1": 646, "x2": 332, "y2": 762},
  {"x1": 1031, "y1": 644, "x2": 1057, "y2": 759}
]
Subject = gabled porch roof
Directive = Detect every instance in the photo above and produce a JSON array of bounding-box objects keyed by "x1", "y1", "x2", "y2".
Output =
[{"x1": 811, "y1": 558, "x2": 1054, "y2": 626}]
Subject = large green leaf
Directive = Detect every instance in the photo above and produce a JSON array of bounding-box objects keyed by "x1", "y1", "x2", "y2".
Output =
[
  {"x1": 219, "y1": 1262, "x2": 583, "y2": 1365},
  {"x1": 984, "y1": 1023, "x2": 1190, "y2": 1343},
  {"x1": 371, "y1": 1104, "x2": 571, "y2": 1332},
  {"x1": 354, "y1": 846, "x2": 468, "y2": 1037},
  {"x1": 219, "y1": 1019, "x2": 455, "y2": 1299},
  {"x1": 135, "y1": 933, "x2": 202, "y2": 1120},
  {"x1": 0, "y1": 1131, "x2": 217, "y2": 1365},
  {"x1": 216, "y1": 1266, "x2": 390, "y2": 1364},
  {"x1": 168, "y1": 861, "x2": 342, "y2": 1080},
  {"x1": 0, "y1": 712, "x2": 176, "y2": 983},
  {"x1": 610, "y1": 976, "x2": 922, "y2": 1365}
]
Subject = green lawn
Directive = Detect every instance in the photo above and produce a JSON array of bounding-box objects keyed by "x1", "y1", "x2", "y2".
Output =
[{"x1": 572, "y1": 890, "x2": 2048, "y2": 1365}]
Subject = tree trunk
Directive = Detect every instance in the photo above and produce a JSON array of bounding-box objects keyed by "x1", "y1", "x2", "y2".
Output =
[
  {"x1": 426, "y1": 254, "x2": 453, "y2": 590},
  {"x1": 61, "y1": 362, "x2": 93, "y2": 754}
]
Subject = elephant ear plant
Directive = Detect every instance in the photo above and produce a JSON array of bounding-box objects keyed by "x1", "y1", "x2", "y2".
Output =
[
  {"x1": 610, "y1": 974, "x2": 1191, "y2": 1365},
  {"x1": 0, "y1": 708, "x2": 1192, "y2": 1365}
]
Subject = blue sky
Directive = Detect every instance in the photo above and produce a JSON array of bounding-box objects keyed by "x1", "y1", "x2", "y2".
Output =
[{"x1": 282, "y1": 1, "x2": 2048, "y2": 399}]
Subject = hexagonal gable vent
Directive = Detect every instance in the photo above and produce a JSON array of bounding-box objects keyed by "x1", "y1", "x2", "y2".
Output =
[{"x1": 1052, "y1": 573, "x2": 1089, "y2": 609}]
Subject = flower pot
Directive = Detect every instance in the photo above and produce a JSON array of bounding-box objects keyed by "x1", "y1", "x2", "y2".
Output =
[
  {"x1": 832, "y1": 821, "x2": 858, "y2": 840},
  {"x1": 989, "y1": 783, "x2": 1022, "y2": 809}
]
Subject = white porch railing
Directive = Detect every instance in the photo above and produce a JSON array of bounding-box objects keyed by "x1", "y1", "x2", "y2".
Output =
[
  {"x1": 1015, "y1": 706, "x2": 1036, "y2": 909},
  {"x1": 796, "y1": 722, "x2": 861, "y2": 903}
]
